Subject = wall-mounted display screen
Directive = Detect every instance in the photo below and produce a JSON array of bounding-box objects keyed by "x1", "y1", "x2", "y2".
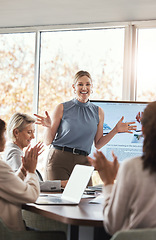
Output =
[{"x1": 90, "y1": 100, "x2": 148, "y2": 163}]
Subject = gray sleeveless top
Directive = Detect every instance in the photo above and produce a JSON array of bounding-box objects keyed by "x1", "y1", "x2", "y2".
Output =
[{"x1": 52, "y1": 98, "x2": 99, "y2": 154}]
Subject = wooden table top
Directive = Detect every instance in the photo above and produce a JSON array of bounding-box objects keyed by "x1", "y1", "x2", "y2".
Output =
[{"x1": 23, "y1": 197, "x2": 104, "y2": 227}]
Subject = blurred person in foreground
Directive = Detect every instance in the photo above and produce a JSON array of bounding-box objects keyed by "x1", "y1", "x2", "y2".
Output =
[
  {"x1": 0, "y1": 118, "x2": 42, "y2": 231},
  {"x1": 88, "y1": 101, "x2": 156, "y2": 237}
]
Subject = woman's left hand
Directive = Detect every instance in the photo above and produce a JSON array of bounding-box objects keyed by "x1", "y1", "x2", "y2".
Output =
[
  {"x1": 22, "y1": 142, "x2": 44, "y2": 173},
  {"x1": 115, "y1": 116, "x2": 137, "y2": 133},
  {"x1": 88, "y1": 150, "x2": 119, "y2": 185}
]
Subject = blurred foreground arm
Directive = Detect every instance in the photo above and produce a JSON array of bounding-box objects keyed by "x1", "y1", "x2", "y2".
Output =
[{"x1": 88, "y1": 151, "x2": 119, "y2": 185}]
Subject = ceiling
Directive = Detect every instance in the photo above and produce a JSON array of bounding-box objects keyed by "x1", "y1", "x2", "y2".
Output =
[{"x1": 1, "y1": 0, "x2": 156, "y2": 28}]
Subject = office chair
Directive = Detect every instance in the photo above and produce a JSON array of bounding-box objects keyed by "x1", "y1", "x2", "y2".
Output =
[
  {"x1": 110, "y1": 228, "x2": 156, "y2": 240},
  {"x1": 36, "y1": 169, "x2": 43, "y2": 181},
  {"x1": 0, "y1": 218, "x2": 66, "y2": 240}
]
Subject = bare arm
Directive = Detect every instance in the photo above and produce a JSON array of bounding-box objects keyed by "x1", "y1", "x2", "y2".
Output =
[
  {"x1": 34, "y1": 104, "x2": 63, "y2": 146},
  {"x1": 94, "y1": 107, "x2": 137, "y2": 149}
]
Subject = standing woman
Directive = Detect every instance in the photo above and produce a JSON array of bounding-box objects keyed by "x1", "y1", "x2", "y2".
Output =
[{"x1": 35, "y1": 70, "x2": 136, "y2": 181}]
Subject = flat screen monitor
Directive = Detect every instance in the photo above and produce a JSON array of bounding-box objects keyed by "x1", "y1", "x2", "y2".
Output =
[{"x1": 89, "y1": 100, "x2": 148, "y2": 164}]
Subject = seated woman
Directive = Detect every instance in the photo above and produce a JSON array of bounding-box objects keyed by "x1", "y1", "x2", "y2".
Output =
[
  {"x1": 4, "y1": 112, "x2": 67, "y2": 190},
  {"x1": 0, "y1": 118, "x2": 41, "y2": 231},
  {"x1": 88, "y1": 101, "x2": 156, "y2": 236}
]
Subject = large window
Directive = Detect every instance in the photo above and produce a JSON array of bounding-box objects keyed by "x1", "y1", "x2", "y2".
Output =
[
  {"x1": 1, "y1": 25, "x2": 156, "y2": 125},
  {"x1": 0, "y1": 22, "x2": 156, "y2": 178},
  {"x1": 0, "y1": 33, "x2": 35, "y2": 123},
  {"x1": 39, "y1": 28, "x2": 125, "y2": 118},
  {"x1": 136, "y1": 28, "x2": 156, "y2": 101}
]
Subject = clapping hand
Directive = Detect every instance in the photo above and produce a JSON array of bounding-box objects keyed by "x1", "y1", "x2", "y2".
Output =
[
  {"x1": 88, "y1": 150, "x2": 119, "y2": 185},
  {"x1": 22, "y1": 142, "x2": 44, "y2": 173}
]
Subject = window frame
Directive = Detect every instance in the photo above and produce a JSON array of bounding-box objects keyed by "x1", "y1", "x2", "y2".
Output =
[{"x1": 0, "y1": 20, "x2": 156, "y2": 139}]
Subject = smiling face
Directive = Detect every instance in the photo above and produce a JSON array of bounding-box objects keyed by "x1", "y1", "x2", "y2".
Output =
[
  {"x1": 13, "y1": 123, "x2": 35, "y2": 150},
  {"x1": 72, "y1": 75, "x2": 93, "y2": 103}
]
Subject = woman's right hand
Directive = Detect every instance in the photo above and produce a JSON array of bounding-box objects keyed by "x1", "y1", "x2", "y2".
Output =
[
  {"x1": 34, "y1": 111, "x2": 51, "y2": 128},
  {"x1": 22, "y1": 142, "x2": 44, "y2": 173}
]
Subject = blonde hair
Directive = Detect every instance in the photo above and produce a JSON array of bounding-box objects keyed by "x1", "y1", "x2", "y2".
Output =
[
  {"x1": 7, "y1": 113, "x2": 35, "y2": 142},
  {"x1": 73, "y1": 70, "x2": 92, "y2": 85}
]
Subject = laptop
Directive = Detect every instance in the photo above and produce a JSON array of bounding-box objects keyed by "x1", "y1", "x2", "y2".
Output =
[{"x1": 35, "y1": 164, "x2": 94, "y2": 205}]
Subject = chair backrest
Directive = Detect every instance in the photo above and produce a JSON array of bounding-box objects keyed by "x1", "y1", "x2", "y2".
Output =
[
  {"x1": 0, "y1": 218, "x2": 66, "y2": 240},
  {"x1": 0, "y1": 218, "x2": 12, "y2": 239},
  {"x1": 110, "y1": 228, "x2": 156, "y2": 240},
  {"x1": 36, "y1": 169, "x2": 43, "y2": 181}
]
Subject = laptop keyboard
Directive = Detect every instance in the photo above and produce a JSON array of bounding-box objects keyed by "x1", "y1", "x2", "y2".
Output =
[{"x1": 48, "y1": 197, "x2": 63, "y2": 203}]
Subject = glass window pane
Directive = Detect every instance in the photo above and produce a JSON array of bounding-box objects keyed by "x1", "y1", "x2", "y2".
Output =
[
  {"x1": 39, "y1": 28, "x2": 125, "y2": 117},
  {"x1": 0, "y1": 33, "x2": 35, "y2": 123},
  {"x1": 38, "y1": 28, "x2": 124, "y2": 180},
  {"x1": 136, "y1": 29, "x2": 156, "y2": 101}
]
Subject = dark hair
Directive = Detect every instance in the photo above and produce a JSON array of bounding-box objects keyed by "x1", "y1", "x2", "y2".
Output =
[
  {"x1": 141, "y1": 101, "x2": 156, "y2": 173},
  {"x1": 0, "y1": 119, "x2": 6, "y2": 138}
]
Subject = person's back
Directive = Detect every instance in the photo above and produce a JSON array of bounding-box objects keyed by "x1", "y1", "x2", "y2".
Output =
[
  {"x1": 0, "y1": 158, "x2": 40, "y2": 231},
  {"x1": 0, "y1": 119, "x2": 41, "y2": 231},
  {"x1": 103, "y1": 156, "x2": 156, "y2": 235},
  {"x1": 88, "y1": 101, "x2": 156, "y2": 237}
]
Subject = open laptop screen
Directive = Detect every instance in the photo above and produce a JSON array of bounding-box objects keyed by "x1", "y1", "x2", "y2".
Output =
[{"x1": 90, "y1": 100, "x2": 148, "y2": 163}]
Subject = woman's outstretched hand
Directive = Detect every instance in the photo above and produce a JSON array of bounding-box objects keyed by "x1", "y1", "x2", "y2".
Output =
[
  {"x1": 115, "y1": 116, "x2": 137, "y2": 133},
  {"x1": 88, "y1": 150, "x2": 119, "y2": 185},
  {"x1": 136, "y1": 111, "x2": 143, "y2": 123},
  {"x1": 34, "y1": 111, "x2": 51, "y2": 128}
]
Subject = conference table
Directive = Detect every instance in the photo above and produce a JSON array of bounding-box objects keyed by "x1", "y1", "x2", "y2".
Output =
[{"x1": 23, "y1": 194, "x2": 111, "y2": 240}]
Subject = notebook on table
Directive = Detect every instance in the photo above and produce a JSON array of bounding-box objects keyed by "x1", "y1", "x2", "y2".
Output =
[{"x1": 35, "y1": 164, "x2": 94, "y2": 205}]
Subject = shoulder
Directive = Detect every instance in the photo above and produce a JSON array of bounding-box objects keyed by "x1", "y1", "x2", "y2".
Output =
[
  {"x1": 62, "y1": 99, "x2": 78, "y2": 112},
  {"x1": 119, "y1": 156, "x2": 142, "y2": 177},
  {"x1": 4, "y1": 142, "x2": 22, "y2": 157},
  {"x1": 6, "y1": 142, "x2": 21, "y2": 151},
  {"x1": 89, "y1": 101, "x2": 99, "y2": 110},
  {"x1": 55, "y1": 103, "x2": 63, "y2": 111},
  {"x1": 89, "y1": 104, "x2": 104, "y2": 117},
  {"x1": 63, "y1": 99, "x2": 74, "y2": 108},
  {"x1": 52, "y1": 103, "x2": 63, "y2": 118},
  {"x1": 88, "y1": 102, "x2": 100, "y2": 120},
  {"x1": 96, "y1": 106, "x2": 104, "y2": 122},
  {"x1": 98, "y1": 106, "x2": 104, "y2": 115},
  {"x1": 0, "y1": 159, "x2": 10, "y2": 168},
  {"x1": 122, "y1": 156, "x2": 142, "y2": 167},
  {"x1": 0, "y1": 159, "x2": 13, "y2": 175}
]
